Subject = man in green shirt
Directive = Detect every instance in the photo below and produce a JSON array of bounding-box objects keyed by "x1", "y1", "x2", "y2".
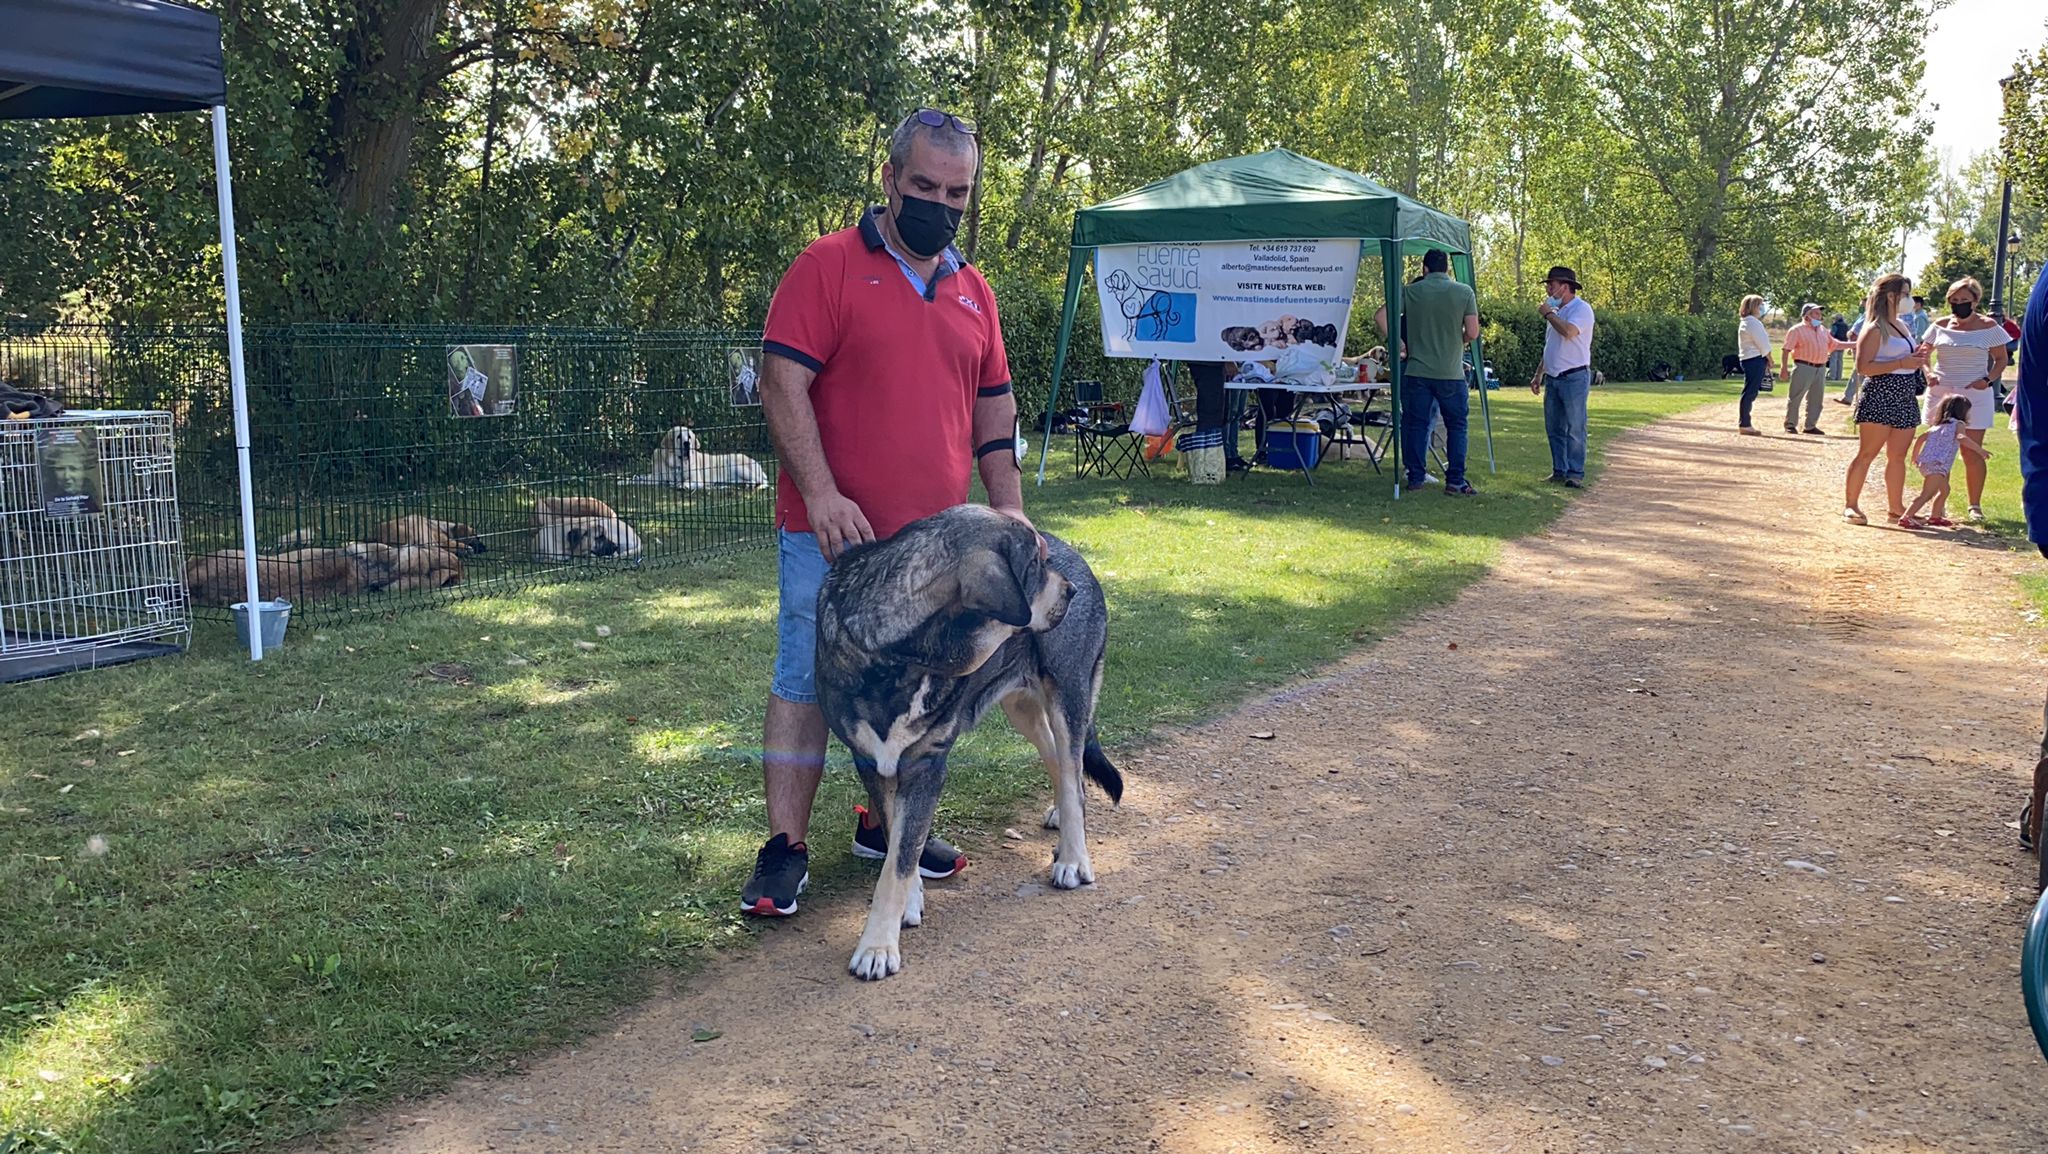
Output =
[{"x1": 1399, "y1": 249, "x2": 1481, "y2": 495}]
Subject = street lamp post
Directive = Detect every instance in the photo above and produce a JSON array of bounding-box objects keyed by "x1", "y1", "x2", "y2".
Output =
[
  {"x1": 1994, "y1": 74, "x2": 2018, "y2": 318},
  {"x1": 1993, "y1": 188, "x2": 2018, "y2": 318}
]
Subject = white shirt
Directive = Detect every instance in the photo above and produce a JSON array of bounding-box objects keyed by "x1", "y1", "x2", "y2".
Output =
[
  {"x1": 1737, "y1": 315, "x2": 1771, "y2": 360},
  {"x1": 1541, "y1": 296, "x2": 1596, "y2": 375}
]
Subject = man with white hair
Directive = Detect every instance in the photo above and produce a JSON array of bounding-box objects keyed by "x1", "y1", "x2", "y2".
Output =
[
  {"x1": 1779, "y1": 302, "x2": 1853, "y2": 434},
  {"x1": 743, "y1": 109, "x2": 1033, "y2": 917}
]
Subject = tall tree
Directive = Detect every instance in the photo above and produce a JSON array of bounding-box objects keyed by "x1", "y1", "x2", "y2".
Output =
[{"x1": 1566, "y1": 0, "x2": 1929, "y2": 314}]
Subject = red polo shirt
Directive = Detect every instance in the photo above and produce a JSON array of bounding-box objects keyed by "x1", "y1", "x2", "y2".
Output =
[{"x1": 762, "y1": 209, "x2": 1010, "y2": 541}]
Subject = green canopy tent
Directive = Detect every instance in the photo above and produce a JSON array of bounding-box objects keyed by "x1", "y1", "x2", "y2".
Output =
[{"x1": 1035, "y1": 148, "x2": 1490, "y2": 493}]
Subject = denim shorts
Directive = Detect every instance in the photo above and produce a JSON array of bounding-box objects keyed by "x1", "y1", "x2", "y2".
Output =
[{"x1": 771, "y1": 529, "x2": 829, "y2": 704}]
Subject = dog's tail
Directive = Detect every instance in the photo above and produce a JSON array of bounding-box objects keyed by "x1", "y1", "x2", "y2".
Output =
[{"x1": 1082, "y1": 728, "x2": 1123, "y2": 805}]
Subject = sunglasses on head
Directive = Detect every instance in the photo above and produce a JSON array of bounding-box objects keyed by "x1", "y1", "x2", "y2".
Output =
[{"x1": 913, "y1": 108, "x2": 977, "y2": 136}]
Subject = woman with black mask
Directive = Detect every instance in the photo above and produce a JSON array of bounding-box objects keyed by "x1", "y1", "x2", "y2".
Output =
[{"x1": 1921, "y1": 276, "x2": 2012, "y2": 523}]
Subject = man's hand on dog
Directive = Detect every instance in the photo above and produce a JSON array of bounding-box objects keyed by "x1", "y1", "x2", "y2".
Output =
[
  {"x1": 810, "y1": 491, "x2": 875, "y2": 562},
  {"x1": 993, "y1": 504, "x2": 1048, "y2": 559}
]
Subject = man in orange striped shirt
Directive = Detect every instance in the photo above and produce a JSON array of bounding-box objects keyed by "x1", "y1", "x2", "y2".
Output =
[{"x1": 1780, "y1": 302, "x2": 1854, "y2": 434}]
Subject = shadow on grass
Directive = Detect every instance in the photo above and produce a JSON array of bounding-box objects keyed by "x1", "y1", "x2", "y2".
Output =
[{"x1": 0, "y1": 385, "x2": 1725, "y2": 1152}]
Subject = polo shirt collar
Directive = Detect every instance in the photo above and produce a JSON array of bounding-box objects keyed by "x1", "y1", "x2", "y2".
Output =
[{"x1": 862, "y1": 206, "x2": 964, "y2": 288}]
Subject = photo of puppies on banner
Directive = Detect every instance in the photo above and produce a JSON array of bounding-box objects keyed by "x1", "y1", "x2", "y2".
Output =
[{"x1": 1095, "y1": 239, "x2": 1357, "y2": 366}]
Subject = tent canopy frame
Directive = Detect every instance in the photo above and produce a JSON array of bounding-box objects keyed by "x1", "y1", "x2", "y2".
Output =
[
  {"x1": 0, "y1": 0, "x2": 266, "y2": 659},
  {"x1": 1036, "y1": 149, "x2": 1492, "y2": 492}
]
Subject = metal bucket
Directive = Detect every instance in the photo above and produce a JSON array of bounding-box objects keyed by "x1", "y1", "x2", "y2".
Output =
[{"x1": 231, "y1": 599, "x2": 292, "y2": 651}]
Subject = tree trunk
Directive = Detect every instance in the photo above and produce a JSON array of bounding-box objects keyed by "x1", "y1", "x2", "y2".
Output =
[
  {"x1": 324, "y1": 0, "x2": 444, "y2": 223},
  {"x1": 1004, "y1": 22, "x2": 1068, "y2": 252},
  {"x1": 458, "y1": 4, "x2": 507, "y2": 317}
]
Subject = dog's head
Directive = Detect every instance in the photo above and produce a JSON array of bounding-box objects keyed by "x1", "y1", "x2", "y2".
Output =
[
  {"x1": 342, "y1": 541, "x2": 402, "y2": 587},
  {"x1": 670, "y1": 426, "x2": 699, "y2": 460},
  {"x1": 561, "y1": 515, "x2": 643, "y2": 559},
  {"x1": 831, "y1": 508, "x2": 1071, "y2": 678},
  {"x1": 1221, "y1": 326, "x2": 1265, "y2": 352}
]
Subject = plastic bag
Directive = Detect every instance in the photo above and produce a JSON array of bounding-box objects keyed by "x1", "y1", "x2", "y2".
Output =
[
  {"x1": 1273, "y1": 345, "x2": 1335, "y2": 389},
  {"x1": 1130, "y1": 358, "x2": 1170, "y2": 437}
]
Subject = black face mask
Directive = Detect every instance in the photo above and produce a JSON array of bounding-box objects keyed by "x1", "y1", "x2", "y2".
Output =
[
  {"x1": 890, "y1": 181, "x2": 963, "y2": 259},
  {"x1": 1950, "y1": 300, "x2": 1975, "y2": 317}
]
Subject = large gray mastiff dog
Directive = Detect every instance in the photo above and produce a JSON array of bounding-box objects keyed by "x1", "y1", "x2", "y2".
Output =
[{"x1": 817, "y1": 504, "x2": 1123, "y2": 980}]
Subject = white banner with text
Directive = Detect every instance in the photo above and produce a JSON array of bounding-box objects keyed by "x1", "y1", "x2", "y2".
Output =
[{"x1": 1094, "y1": 239, "x2": 1358, "y2": 362}]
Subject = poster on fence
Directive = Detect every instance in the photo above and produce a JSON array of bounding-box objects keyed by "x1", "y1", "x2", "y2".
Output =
[
  {"x1": 447, "y1": 344, "x2": 518, "y2": 417},
  {"x1": 1094, "y1": 239, "x2": 1358, "y2": 363},
  {"x1": 37, "y1": 427, "x2": 101, "y2": 517},
  {"x1": 727, "y1": 347, "x2": 763, "y2": 408}
]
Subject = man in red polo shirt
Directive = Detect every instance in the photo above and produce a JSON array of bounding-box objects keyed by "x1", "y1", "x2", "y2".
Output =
[{"x1": 741, "y1": 108, "x2": 1034, "y2": 917}]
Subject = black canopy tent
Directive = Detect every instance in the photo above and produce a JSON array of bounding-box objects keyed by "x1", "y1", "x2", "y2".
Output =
[{"x1": 1, "y1": 0, "x2": 267, "y2": 659}]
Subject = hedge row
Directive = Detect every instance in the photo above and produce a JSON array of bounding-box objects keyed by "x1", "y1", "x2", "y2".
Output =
[
  {"x1": 990, "y1": 273, "x2": 1741, "y2": 418},
  {"x1": 1478, "y1": 303, "x2": 1733, "y2": 387}
]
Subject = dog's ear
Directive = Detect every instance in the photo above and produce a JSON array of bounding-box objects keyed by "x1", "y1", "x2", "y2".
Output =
[{"x1": 957, "y1": 545, "x2": 1032, "y2": 628}]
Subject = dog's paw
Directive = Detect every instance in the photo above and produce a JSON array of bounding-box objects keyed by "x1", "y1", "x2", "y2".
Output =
[
  {"x1": 848, "y1": 943, "x2": 903, "y2": 981},
  {"x1": 901, "y1": 881, "x2": 925, "y2": 928},
  {"x1": 1049, "y1": 857, "x2": 1096, "y2": 890},
  {"x1": 1043, "y1": 804, "x2": 1060, "y2": 830}
]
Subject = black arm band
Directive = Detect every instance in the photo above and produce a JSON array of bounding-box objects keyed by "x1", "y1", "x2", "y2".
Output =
[
  {"x1": 976, "y1": 438, "x2": 1015, "y2": 460},
  {"x1": 977, "y1": 381, "x2": 1013, "y2": 398}
]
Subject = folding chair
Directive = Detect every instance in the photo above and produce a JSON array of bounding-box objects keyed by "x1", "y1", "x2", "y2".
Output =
[
  {"x1": 1316, "y1": 386, "x2": 1388, "y2": 474},
  {"x1": 1071, "y1": 379, "x2": 1149, "y2": 480}
]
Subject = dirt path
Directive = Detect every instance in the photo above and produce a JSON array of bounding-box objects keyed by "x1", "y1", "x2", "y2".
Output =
[{"x1": 321, "y1": 404, "x2": 2048, "y2": 1153}]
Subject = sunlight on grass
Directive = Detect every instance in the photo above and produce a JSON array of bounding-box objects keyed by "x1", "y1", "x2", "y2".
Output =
[
  {"x1": 0, "y1": 980, "x2": 169, "y2": 1143},
  {"x1": 634, "y1": 722, "x2": 751, "y2": 765}
]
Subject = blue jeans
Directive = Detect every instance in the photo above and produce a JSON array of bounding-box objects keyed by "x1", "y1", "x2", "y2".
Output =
[
  {"x1": 1738, "y1": 355, "x2": 1768, "y2": 428},
  {"x1": 771, "y1": 529, "x2": 830, "y2": 704},
  {"x1": 1401, "y1": 376, "x2": 1468, "y2": 486},
  {"x1": 1542, "y1": 367, "x2": 1591, "y2": 479}
]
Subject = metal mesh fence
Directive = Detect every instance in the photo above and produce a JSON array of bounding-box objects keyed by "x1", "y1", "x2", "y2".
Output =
[{"x1": 0, "y1": 324, "x2": 776, "y2": 620}]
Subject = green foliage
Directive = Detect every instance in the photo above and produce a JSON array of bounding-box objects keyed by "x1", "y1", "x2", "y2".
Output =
[
  {"x1": 2006, "y1": 46, "x2": 2048, "y2": 205},
  {"x1": 1919, "y1": 228, "x2": 1995, "y2": 299},
  {"x1": 1481, "y1": 303, "x2": 1729, "y2": 385},
  {"x1": 0, "y1": 0, "x2": 1936, "y2": 363}
]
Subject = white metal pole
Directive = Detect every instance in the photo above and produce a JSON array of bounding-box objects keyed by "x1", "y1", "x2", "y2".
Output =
[{"x1": 212, "y1": 105, "x2": 264, "y2": 660}]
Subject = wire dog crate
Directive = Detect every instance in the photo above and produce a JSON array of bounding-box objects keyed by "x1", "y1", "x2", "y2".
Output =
[{"x1": 0, "y1": 410, "x2": 188, "y2": 682}]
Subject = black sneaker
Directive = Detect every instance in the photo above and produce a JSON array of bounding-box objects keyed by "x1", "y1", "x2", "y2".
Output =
[
  {"x1": 852, "y1": 806, "x2": 968, "y2": 879},
  {"x1": 1545, "y1": 471, "x2": 1566, "y2": 483},
  {"x1": 740, "y1": 833, "x2": 809, "y2": 917},
  {"x1": 1563, "y1": 477, "x2": 1583, "y2": 489}
]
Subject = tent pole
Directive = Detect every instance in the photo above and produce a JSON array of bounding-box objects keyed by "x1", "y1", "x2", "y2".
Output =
[
  {"x1": 1036, "y1": 247, "x2": 1090, "y2": 486},
  {"x1": 212, "y1": 105, "x2": 263, "y2": 660},
  {"x1": 1454, "y1": 252, "x2": 1495, "y2": 473},
  {"x1": 1382, "y1": 240, "x2": 1404, "y2": 500}
]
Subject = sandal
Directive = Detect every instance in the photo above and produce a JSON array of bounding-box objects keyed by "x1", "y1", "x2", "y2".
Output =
[
  {"x1": 1927, "y1": 516, "x2": 1957, "y2": 528},
  {"x1": 2023, "y1": 802, "x2": 2036, "y2": 852},
  {"x1": 1896, "y1": 514, "x2": 1928, "y2": 530},
  {"x1": 1842, "y1": 508, "x2": 1868, "y2": 525}
]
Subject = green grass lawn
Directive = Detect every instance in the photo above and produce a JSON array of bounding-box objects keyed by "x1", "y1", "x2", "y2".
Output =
[
  {"x1": 1937, "y1": 407, "x2": 2048, "y2": 619},
  {"x1": 1, "y1": 382, "x2": 1718, "y2": 1153}
]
